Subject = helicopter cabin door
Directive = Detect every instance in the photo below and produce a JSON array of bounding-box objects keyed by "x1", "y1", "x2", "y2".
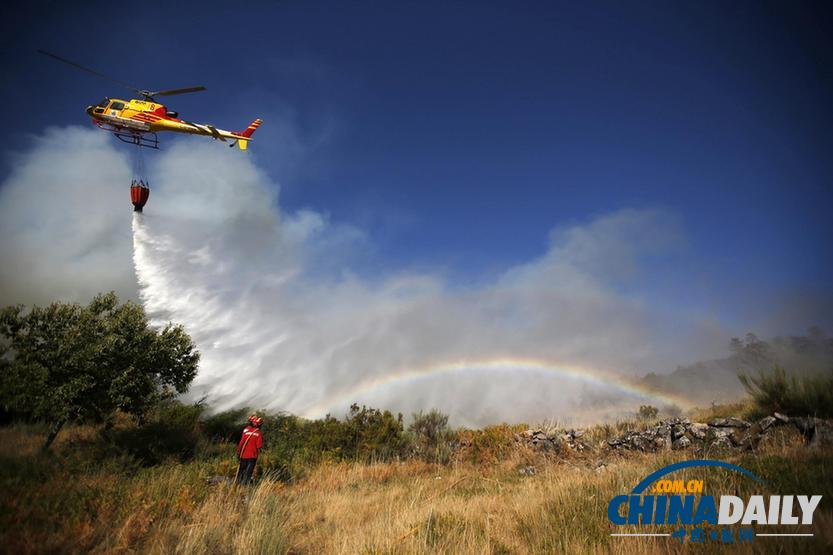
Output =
[{"x1": 107, "y1": 100, "x2": 125, "y2": 117}]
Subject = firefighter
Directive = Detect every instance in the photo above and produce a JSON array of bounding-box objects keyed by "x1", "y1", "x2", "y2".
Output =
[{"x1": 236, "y1": 415, "x2": 264, "y2": 484}]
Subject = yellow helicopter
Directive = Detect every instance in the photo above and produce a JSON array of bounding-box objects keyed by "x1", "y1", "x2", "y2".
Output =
[{"x1": 39, "y1": 50, "x2": 262, "y2": 150}]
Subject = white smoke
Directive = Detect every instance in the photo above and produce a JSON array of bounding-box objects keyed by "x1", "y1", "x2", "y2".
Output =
[
  {"x1": 127, "y1": 138, "x2": 705, "y2": 425},
  {"x1": 2, "y1": 127, "x2": 730, "y2": 425},
  {"x1": 0, "y1": 128, "x2": 137, "y2": 305}
]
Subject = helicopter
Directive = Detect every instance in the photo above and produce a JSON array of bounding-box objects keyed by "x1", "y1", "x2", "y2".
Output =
[{"x1": 38, "y1": 50, "x2": 262, "y2": 150}]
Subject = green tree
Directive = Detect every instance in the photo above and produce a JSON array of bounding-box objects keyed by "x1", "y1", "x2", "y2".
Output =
[{"x1": 0, "y1": 293, "x2": 200, "y2": 450}]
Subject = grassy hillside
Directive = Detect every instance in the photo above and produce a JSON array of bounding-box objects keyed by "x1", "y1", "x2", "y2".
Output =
[{"x1": 1, "y1": 408, "x2": 831, "y2": 554}]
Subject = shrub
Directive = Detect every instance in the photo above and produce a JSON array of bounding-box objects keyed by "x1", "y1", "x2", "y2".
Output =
[
  {"x1": 301, "y1": 414, "x2": 352, "y2": 461},
  {"x1": 739, "y1": 366, "x2": 833, "y2": 419},
  {"x1": 456, "y1": 424, "x2": 524, "y2": 465},
  {"x1": 200, "y1": 407, "x2": 250, "y2": 443},
  {"x1": 343, "y1": 403, "x2": 406, "y2": 461},
  {"x1": 294, "y1": 404, "x2": 407, "y2": 462},
  {"x1": 637, "y1": 405, "x2": 659, "y2": 421},
  {"x1": 103, "y1": 400, "x2": 205, "y2": 465},
  {"x1": 254, "y1": 405, "x2": 408, "y2": 480},
  {"x1": 408, "y1": 410, "x2": 454, "y2": 464},
  {"x1": 258, "y1": 412, "x2": 308, "y2": 481}
]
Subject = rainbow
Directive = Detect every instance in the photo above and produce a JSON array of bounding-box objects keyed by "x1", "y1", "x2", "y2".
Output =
[{"x1": 302, "y1": 356, "x2": 693, "y2": 418}]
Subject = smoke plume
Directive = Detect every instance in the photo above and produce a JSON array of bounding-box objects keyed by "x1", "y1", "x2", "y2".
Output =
[{"x1": 2, "y1": 127, "x2": 742, "y2": 425}]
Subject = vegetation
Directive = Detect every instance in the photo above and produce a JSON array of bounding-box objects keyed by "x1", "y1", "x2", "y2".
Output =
[
  {"x1": 457, "y1": 423, "x2": 527, "y2": 465},
  {"x1": 103, "y1": 400, "x2": 206, "y2": 465},
  {"x1": 642, "y1": 328, "x2": 833, "y2": 406},
  {"x1": 637, "y1": 404, "x2": 659, "y2": 421},
  {"x1": 408, "y1": 409, "x2": 455, "y2": 464},
  {"x1": 0, "y1": 293, "x2": 199, "y2": 450},
  {"x1": 261, "y1": 403, "x2": 407, "y2": 469},
  {"x1": 1, "y1": 295, "x2": 831, "y2": 552},
  {"x1": 1, "y1": 405, "x2": 830, "y2": 554},
  {"x1": 739, "y1": 365, "x2": 833, "y2": 419}
]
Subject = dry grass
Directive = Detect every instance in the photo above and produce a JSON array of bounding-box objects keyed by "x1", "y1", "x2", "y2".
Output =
[
  {"x1": 265, "y1": 452, "x2": 771, "y2": 553},
  {"x1": 1, "y1": 422, "x2": 831, "y2": 554},
  {"x1": 687, "y1": 399, "x2": 757, "y2": 423}
]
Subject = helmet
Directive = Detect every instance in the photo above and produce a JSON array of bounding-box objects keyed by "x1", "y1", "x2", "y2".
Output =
[{"x1": 248, "y1": 415, "x2": 264, "y2": 427}]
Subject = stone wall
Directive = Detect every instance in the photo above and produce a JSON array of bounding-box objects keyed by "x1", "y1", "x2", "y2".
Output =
[{"x1": 515, "y1": 413, "x2": 833, "y2": 455}]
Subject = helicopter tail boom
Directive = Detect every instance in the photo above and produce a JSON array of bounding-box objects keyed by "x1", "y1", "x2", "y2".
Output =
[
  {"x1": 238, "y1": 118, "x2": 263, "y2": 138},
  {"x1": 232, "y1": 118, "x2": 262, "y2": 150}
]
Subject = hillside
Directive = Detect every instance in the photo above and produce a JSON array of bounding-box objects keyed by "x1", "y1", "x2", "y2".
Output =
[
  {"x1": 641, "y1": 330, "x2": 833, "y2": 406},
  {"x1": 1, "y1": 403, "x2": 831, "y2": 554}
]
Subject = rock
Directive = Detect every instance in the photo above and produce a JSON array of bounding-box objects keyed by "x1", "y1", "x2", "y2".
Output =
[
  {"x1": 758, "y1": 416, "x2": 777, "y2": 432},
  {"x1": 729, "y1": 428, "x2": 749, "y2": 447},
  {"x1": 607, "y1": 419, "x2": 703, "y2": 452},
  {"x1": 706, "y1": 432, "x2": 735, "y2": 449},
  {"x1": 672, "y1": 436, "x2": 691, "y2": 450},
  {"x1": 710, "y1": 435, "x2": 734, "y2": 449},
  {"x1": 206, "y1": 476, "x2": 232, "y2": 485},
  {"x1": 521, "y1": 429, "x2": 545, "y2": 442},
  {"x1": 689, "y1": 423, "x2": 709, "y2": 439},
  {"x1": 789, "y1": 417, "x2": 833, "y2": 448},
  {"x1": 773, "y1": 412, "x2": 790, "y2": 424},
  {"x1": 607, "y1": 429, "x2": 655, "y2": 452},
  {"x1": 790, "y1": 417, "x2": 816, "y2": 436},
  {"x1": 707, "y1": 427, "x2": 735, "y2": 449},
  {"x1": 564, "y1": 429, "x2": 588, "y2": 451},
  {"x1": 518, "y1": 465, "x2": 536, "y2": 476},
  {"x1": 709, "y1": 427, "x2": 732, "y2": 438},
  {"x1": 603, "y1": 413, "x2": 831, "y2": 455},
  {"x1": 737, "y1": 422, "x2": 765, "y2": 450},
  {"x1": 709, "y1": 417, "x2": 751, "y2": 428},
  {"x1": 671, "y1": 424, "x2": 686, "y2": 440},
  {"x1": 811, "y1": 420, "x2": 833, "y2": 447},
  {"x1": 518, "y1": 429, "x2": 561, "y2": 451},
  {"x1": 660, "y1": 425, "x2": 672, "y2": 451}
]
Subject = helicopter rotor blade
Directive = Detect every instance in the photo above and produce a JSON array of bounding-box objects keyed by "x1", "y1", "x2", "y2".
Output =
[
  {"x1": 150, "y1": 86, "x2": 207, "y2": 97},
  {"x1": 37, "y1": 49, "x2": 142, "y2": 94}
]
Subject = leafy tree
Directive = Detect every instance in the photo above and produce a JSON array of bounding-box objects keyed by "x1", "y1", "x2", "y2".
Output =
[
  {"x1": 729, "y1": 333, "x2": 771, "y2": 367},
  {"x1": 0, "y1": 293, "x2": 199, "y2": 450}
]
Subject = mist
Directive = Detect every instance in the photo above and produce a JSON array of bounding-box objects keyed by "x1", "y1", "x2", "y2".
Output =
[
  {"x1": 0, "y1": 128, "x2": 137, "y2": 305},
  {"x1": 0, "y1": 126, "x2": 800, "y2": 426}
]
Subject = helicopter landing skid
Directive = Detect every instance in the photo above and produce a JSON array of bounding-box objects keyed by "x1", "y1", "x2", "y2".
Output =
[
  {"x1": 95, "y1": 121, "x2": 160, "y2": 149},
  {"x1": 113, "y1": 130, "x2": 159, "y2": 149}
]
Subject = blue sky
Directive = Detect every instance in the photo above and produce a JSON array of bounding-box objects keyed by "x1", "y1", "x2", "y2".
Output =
[{"x1": 2, "y1": 0, "x2": 832, "y2": 335}]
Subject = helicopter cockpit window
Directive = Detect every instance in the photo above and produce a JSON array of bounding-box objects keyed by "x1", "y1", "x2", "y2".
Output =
[{"x1": 109, "y1": 101, "x2": 125, "y2": 111}]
